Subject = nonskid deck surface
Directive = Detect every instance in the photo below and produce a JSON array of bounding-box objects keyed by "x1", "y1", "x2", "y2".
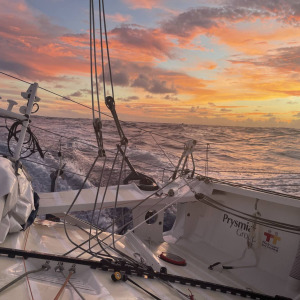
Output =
[{"x1": 0, "y1": 220, "x2": 290, "y2": 300}]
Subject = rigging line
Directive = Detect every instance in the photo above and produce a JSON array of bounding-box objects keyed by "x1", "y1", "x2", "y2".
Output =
[
  {"x1": 0, "y1": 263, "x2": 50, "y2": 294},
  {"x1": 59, "y1": 271, "x2": 85, "y2": 300},
  {"x1": 3, "y1": 69, "x2": 300, "y2": 147},
  {"x1": 13, "y1": 121, "x2": 176, "y2": 175},
  {"x1": 89, "y1": 0, "x2": 95, "y2": 120},
  {"x1": 21, "y1": 157, "x2": 87, "y2": 178},
  {"x1": 208, "y1": 169, "x2": 300, "y2": 175},
  {"x1": 201, "y1": 194, "x2": 299, "y2": 231},
  {"x1": 251, "y1": 184, "x2": 300, "y2": 187},
  {"x1": 199, "y1": 197, "x2": 299, "y2": 235},
  {"x1": 0, "y1": 71, "x2": 186, "y2": 145},
  {"x1": 34, "y1": 125, "x2": 180, "y2": 170},
  {"x1": 95, "y1": 148, "x2": 120, "y2": 251},
  {"x1": 3, "y1": 68, "x2": 300, "y2": 148},
  {"x1": 189, "y1": 178, "x2": 300, "y2": 230},
  {"x1": 0, "y1": 71, "x2": 31, "y2": 84},
  {"x1": 159, "y1": 280, "x2": 191, "y2": 300},
  {"x1": 63, "y1": 215, "x2": 123, "y2": 261},
  {"x1": 209, "y1": 176, "x2": 300, "y2": 200},
  {"x1": 86, "y1": 178, "x2": 187, "y2": 257},
  {"x1": 88, "y1": 156, "x2": 111, "y2": 257},
  {"x1": 98, "y1": 0, "x2": 106, "y2": 99},
  {"x1": 193, "y1": 171, "x2": 300, "y2": 199},
  {"x1": 62, "y1": 149, "x2": 122, "y2": 259},
  {"x1": 91, "y1": 0, "x2": 101, "y2": 119},
  {"x1": 63, "y1": 155, "x2": 100, "y2": 253},
  {"x1": 96, "y1": 180, "x2": 195, "y2": 255},
  {"x1": 54, "y1": 267, "x2": 75, "y2": 300},
  {"x1": 79, "y1": 196, "x2": 171, "y2": 259},
  {"x1": 85, "y1": 196, "x2": 174, "y2": 259},
  {"x1": 23, "y1": 143, "x2": 174, "y2": 179},
  {"x1": 73, "y1": 221, "x2": 120, "y2": 260},
  {"x1": 63, "y1": 176, "x2": 180, "y2": 257},
  {"x1": 101, "y1": 0, "x2": 114, "y2": 98},
  {"x1": 216, "y1": 177, "x2": 300, "y2": 181},
  {"x1": 94, "y1": 174, "x2": 185, "y2": 243},
  {"x1": 112, "y1": 144, "x2": 128, "y2": 249},
  {"x1": 169, "y1": 174, "x2": 299, "y2": 233},
  {"x1": 150, "y1": 132, "x2": 175, "y2": 168},
  {"x1": 126, "y1": 277, "x2": 162, "y2": 300},
  {"x1": 74, "y1": 218, "x2": 140, "y2": 266}
]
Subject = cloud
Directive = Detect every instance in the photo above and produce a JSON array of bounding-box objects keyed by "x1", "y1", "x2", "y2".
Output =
[
  {"x1": 164, "y1": 95, "x2": 179, "y2": 101},
  {"x1": 220, "y1": 108, "x2": 232, "y2": 112},
  {"x1": 161, "y1": 6, "x2": 270, "y2": 38},
  {"x1": 112, "y1": 72, "x2": 130, "y2": 86},
  {"x1": 131, "y1": 74, "x2": 176, "y2": 94},
  {"x1": 107, "y1": 13, "x2": 132, "y2": 23},
  {"x1": 224, "y1": 0, "x2": 300, "y2": 25},
  {"x1": 190, "y1": 106, "x2": 199, "y2": 113},
  {"x1": 69, "y1": 91, "x2": 82, "y2": 97},
  {"x1": 60, "y1": 33, "x2": 89, "y2": 48},
  {"x1": 122, "y1": 0, "x2": 161, "y2": 9},
  {"x1": 117, "y1": 96, "x2": 139, "y2": 102},
  {"x1": 287, "y1": 101, "x2": 298, "y2": 104},
  {"x1": 263, "y1": 113, "x2": 274, "y2": 117},
  {"x1": 0, "y1": 1, "x2": 90, "y2": 81},
  {"x1": 231, "y1": 45, "x2": 300, "y2": 73},
  {"x1": 110, "y1": 25, "x2": 175, "y2": 61}
]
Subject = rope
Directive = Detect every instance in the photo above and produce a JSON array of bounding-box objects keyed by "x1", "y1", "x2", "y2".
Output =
[
  {"x1": 127, "y1": 277, "x2": 162, "y2": 300},
  {"x1": 150, "y1": 132, "x2": 175, "y2": 168},
  {"x1": 195, "y1": 192, "x2": 300, "y2": 235},
  {"x1": 63, "y1": 176, "x2": 180, "y2": 258},
  {"x1": 60, "y1": 271, "x2": 85, "y2": 300},
  {"x1": 7, "y1": 120, "x2": 45, "y2": 159},
  {"x1": 53, "y1": 268, "x2": 75, "y2": 300},
  {"x1": 101, "y1": 0, "x2": 114, "y2": 99},
  {"x1": 0, "y1": 262, "x2": 50, "y2": 294},
  {"x1": 89, "y1": 0, "x2": 95, "y2": 120},
  {"x1": 112, "y1": 144, "x2": 127, "y2": 248},
  {"x1": 0, "y1": 71, "x2": 187, "y2": 145},
  {"x1": 96, "y1": 179, "x2": 194, "y2": 255},
  {"x1": 98, "y1": 0, "x2": 106, "y2": 99},
  {"x1": 205, "y1": 143, "x2": 209, "y2": 176},
  {"x1": 91, "y1": 0, "x2": 101, "y2": 119}
]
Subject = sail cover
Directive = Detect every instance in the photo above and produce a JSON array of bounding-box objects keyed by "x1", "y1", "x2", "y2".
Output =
[{"x1": 0, "y1": 157, "x2": 36, "y2": 243}]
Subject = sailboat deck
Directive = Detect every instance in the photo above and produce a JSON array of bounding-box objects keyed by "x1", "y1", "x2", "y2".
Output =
[{"x1": 0, "y1": 219, "x2": 293, "y2": 300}]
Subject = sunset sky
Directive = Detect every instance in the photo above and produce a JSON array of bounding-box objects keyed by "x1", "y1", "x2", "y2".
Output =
[{"x1": 1, "y1": 0, "x2": 300, "y2": 127}]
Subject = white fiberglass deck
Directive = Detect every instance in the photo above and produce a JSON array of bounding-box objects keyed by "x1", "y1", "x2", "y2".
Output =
[{"x1": 0, "y1": 220, "x2": 286, "y2": 300}]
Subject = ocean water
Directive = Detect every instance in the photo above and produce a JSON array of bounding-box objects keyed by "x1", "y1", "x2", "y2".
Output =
[{"x1": 1, "y1": 116, "x2": 300, "y2": 231}]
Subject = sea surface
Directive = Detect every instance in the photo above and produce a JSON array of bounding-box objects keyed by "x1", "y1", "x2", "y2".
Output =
[{"x1": 1, "y1": 116, "x2": 300, "y2": 231}]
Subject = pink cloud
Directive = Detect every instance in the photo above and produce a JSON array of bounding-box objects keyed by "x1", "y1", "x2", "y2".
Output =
[
  {"x1": 122, "y1": 0, "x2": 161, "y2": 9},
  {"x1": 107, "y1": 13, "x2": 132, "y2": 23}
]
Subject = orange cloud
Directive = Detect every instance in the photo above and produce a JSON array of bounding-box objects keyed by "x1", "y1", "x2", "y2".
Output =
[
  {"x1": 107, "y1": 13, "x2": 132, "y2": 23},
  {"x1": 122, "y1": 0, "x2": 161, "y2": 9}
]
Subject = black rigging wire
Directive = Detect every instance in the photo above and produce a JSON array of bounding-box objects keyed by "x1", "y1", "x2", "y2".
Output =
[
  {"x1": 7, "y1": 120, "x2": 45, "y2": 159},
  {"x1": 0, "y1": 71, "x2": 186, "y2": 145},
  {"x1": 2, "y1": 70, "x2": 300, "y2": 147}
]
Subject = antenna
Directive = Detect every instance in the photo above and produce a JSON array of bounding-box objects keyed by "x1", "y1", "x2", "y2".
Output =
[{"x1": 13, "y1": 82, "x2": 40, "y2": 160}]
